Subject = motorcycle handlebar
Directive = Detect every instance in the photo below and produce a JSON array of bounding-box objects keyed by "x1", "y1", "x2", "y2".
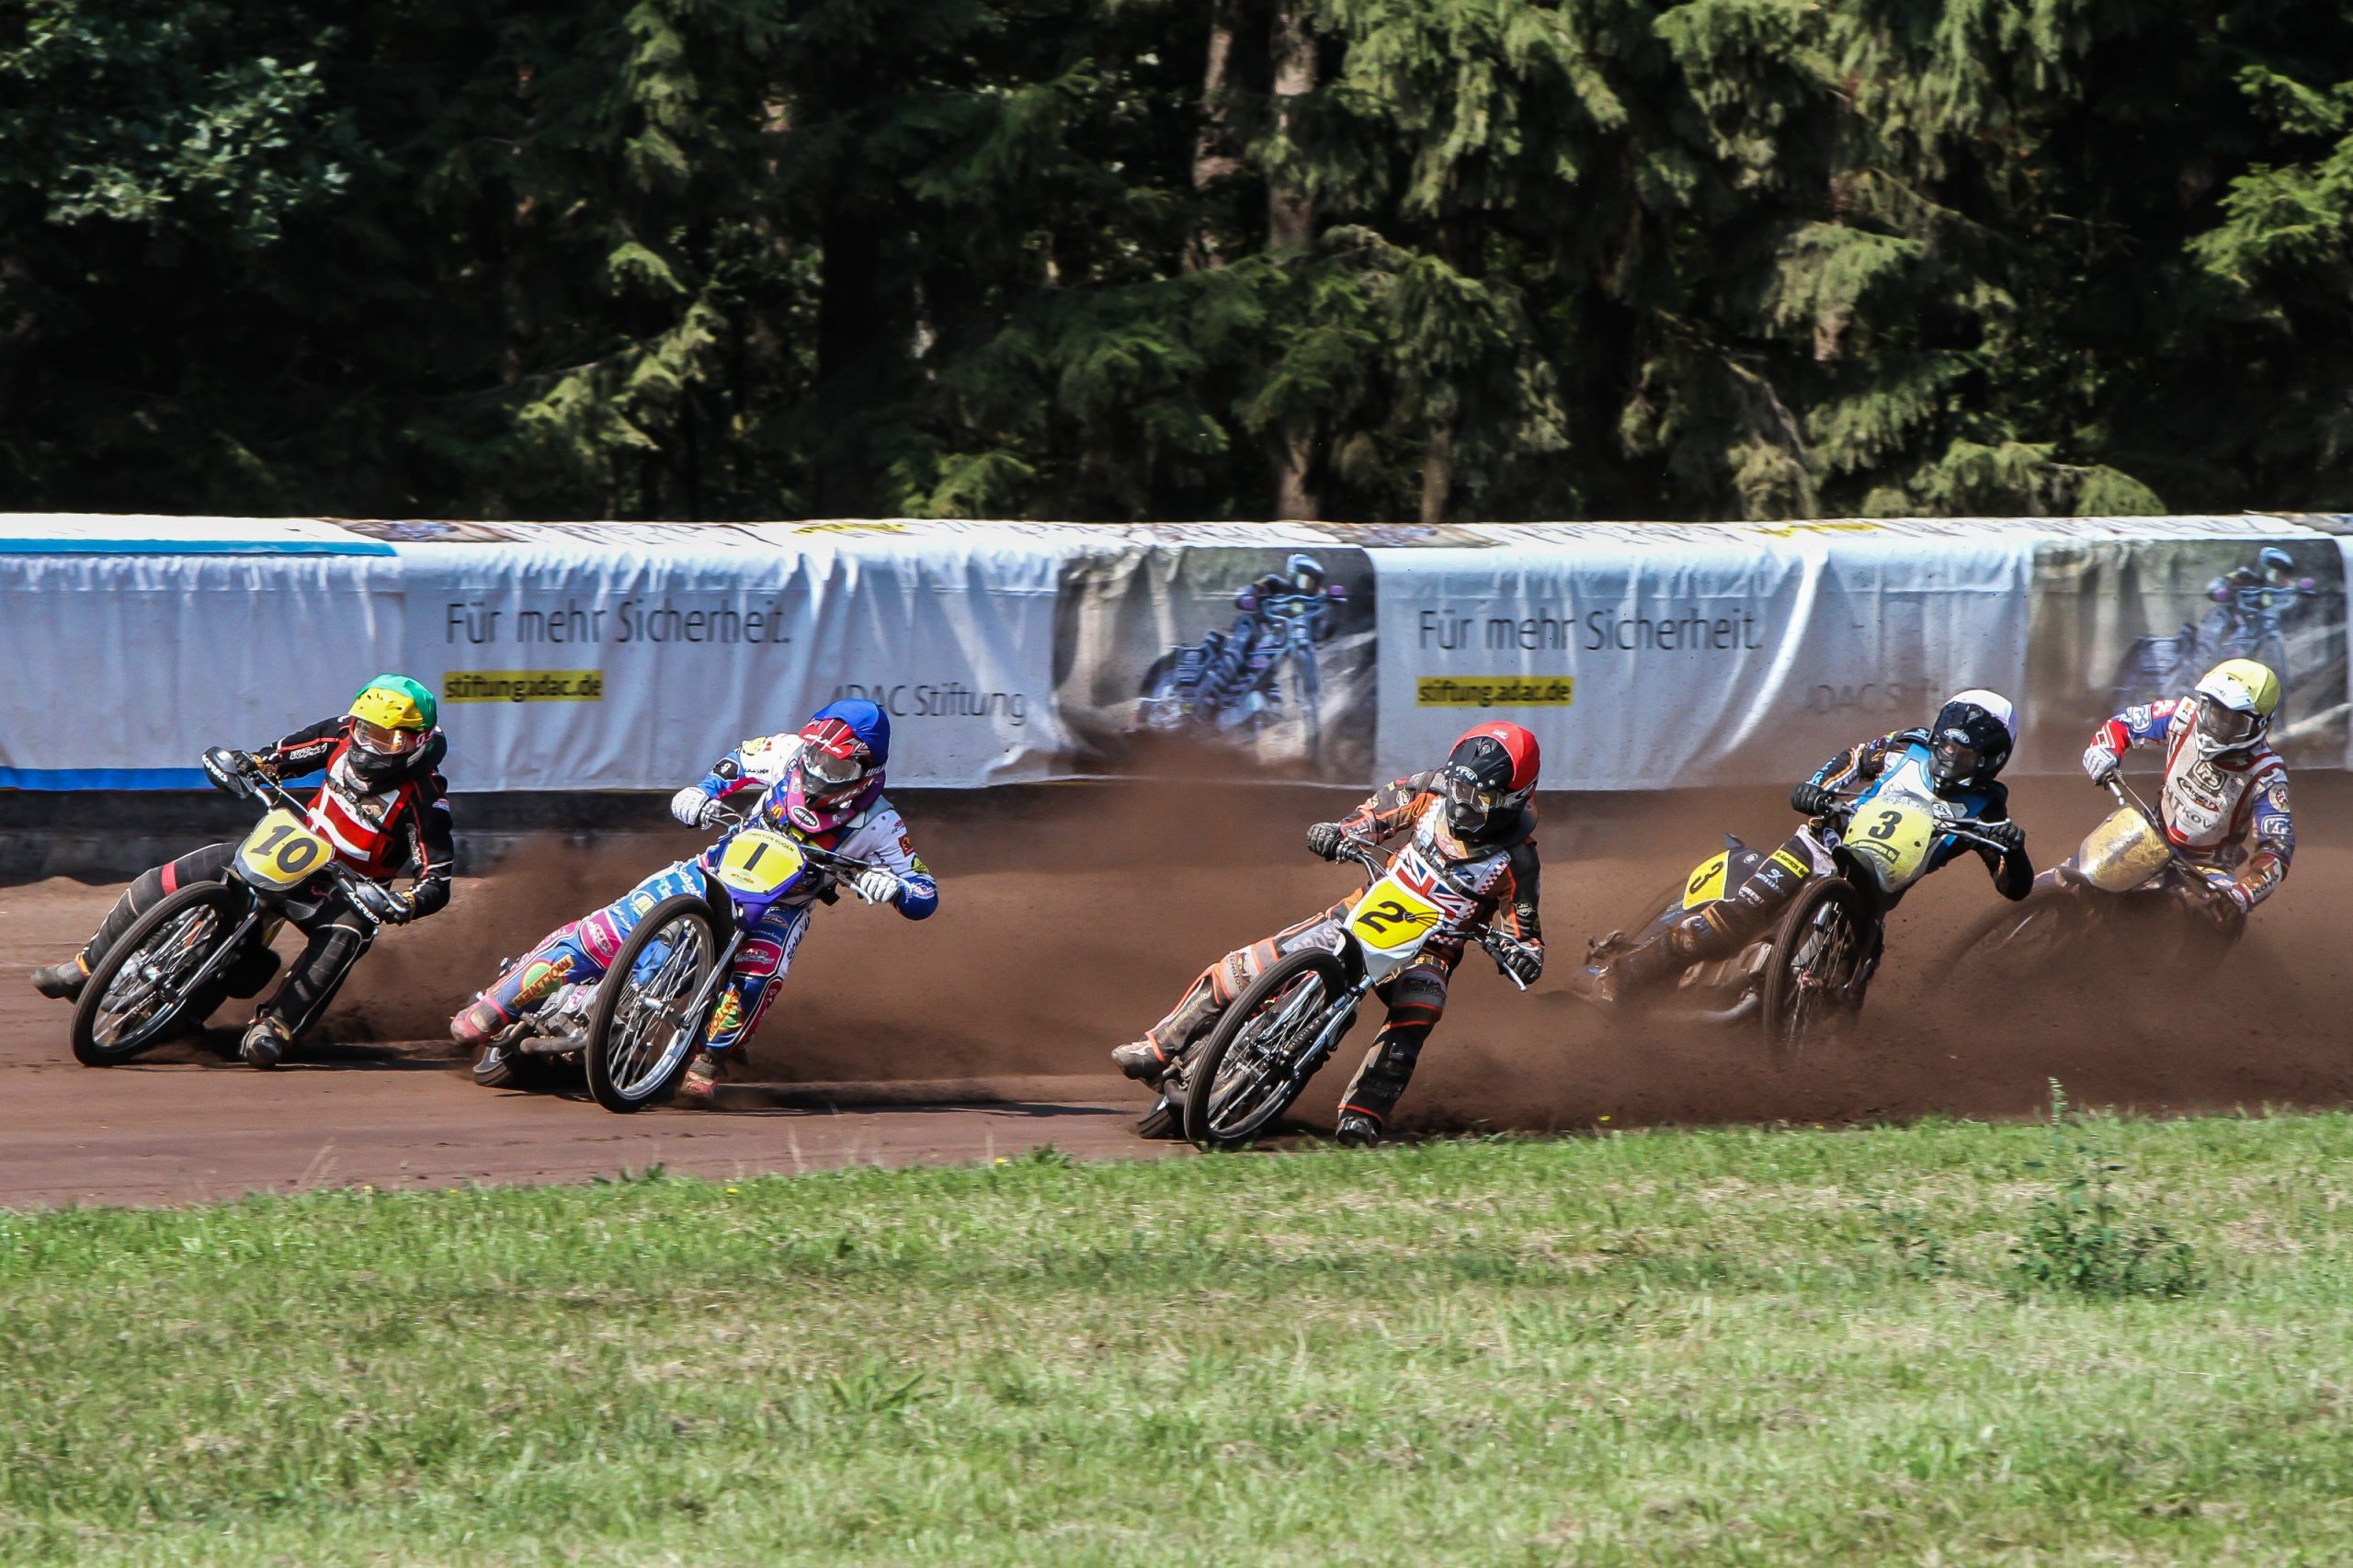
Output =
[
  {"x1": 1334, "y1": 835, "x2": 1530, "y2": 983},
  {"x1": 242, "y1": 772, "x2": 399, "y2": 926},
  {"x1": 705, "y1": 806, "x2": 881, "y2": 877}
]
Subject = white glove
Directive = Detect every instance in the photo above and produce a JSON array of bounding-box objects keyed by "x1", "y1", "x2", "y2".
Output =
[
  {"x1": 670, "y1": 786, "x2": 717, "y2": 828},
  {"x1": 2082, "y1": 745, "x2": 2120, "y2": 786},
  {"x1": 851, "y1": 868, "x2": 903, "y2": 906}
]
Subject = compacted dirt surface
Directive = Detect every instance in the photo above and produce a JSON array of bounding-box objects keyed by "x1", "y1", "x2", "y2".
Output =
[{"x1": 2, "y1": 776, "x2": 2348, "y2": 1208}]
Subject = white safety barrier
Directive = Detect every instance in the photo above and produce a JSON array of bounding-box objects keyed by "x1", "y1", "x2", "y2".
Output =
[{"x1": 1, "y1": 512, "x2": 2346, "y2": 790}]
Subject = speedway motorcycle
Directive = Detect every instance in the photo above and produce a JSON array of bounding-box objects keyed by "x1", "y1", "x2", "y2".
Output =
[
  {"x1": 69, "y1": 760, "x2": 404, "y2": 1066},
  {"x1": 1584, "y1": 786, "x2": 2014, "y2": 1057},
  {"x1": 555, "y1": 810, "x2": 886, "y2": 1113},
  {"x1": 1948, "y1": 777, "x2": 2240, "y2": 979},
  {"x1": 1138, "y1": 838, "x2": 1534, "y2": 1149},
  {"x1": 1135, "y1": 588, "x2": 1338, "y2": 760}
]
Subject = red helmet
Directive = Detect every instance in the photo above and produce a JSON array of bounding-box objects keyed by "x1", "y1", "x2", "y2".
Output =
[{"x1": 1440, "y1": 722, "x2": 1540, "y2": 835}]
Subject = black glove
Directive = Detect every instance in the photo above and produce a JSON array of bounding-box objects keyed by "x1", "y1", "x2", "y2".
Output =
[
  {"x1": 1980, "y1": 818, "x2": 2025, "y2": 856},
  {"x1": 1493, "y1": 937, "x2": 1542, "y2": 987},
  {"x1": 1790, "y1": 782, "x2": 1840, "y2": 819},
  {"x1": 1306, "y1": 822, "x2": 1347, "y2": 861},
  {"x1": 372, "y1": 886, "x2": 416, "y2": 926}
]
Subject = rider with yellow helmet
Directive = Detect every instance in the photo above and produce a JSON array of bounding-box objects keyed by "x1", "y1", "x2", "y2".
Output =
[
  {"x1": 29, "y1": 676, "x2": 454, "y2": 1066},
  {"x1": 2083, "y1": 658, "x2": 2293, "y2": 922}
]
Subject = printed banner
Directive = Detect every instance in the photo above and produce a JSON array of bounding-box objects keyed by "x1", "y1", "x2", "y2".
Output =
[
  {"x1": 1051, "y1": 543, "x2": 1378, "y2": 782},
  {"x1": 1367, "y1": 522, "x2": 2039, "y2": 790},
  {"x1": 4, "y1": 511, "x2": 2350, "y2": 792}
]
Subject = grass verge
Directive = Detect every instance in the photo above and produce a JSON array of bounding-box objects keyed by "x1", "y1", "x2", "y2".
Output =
[{"x1": 5, "y1": 1109, "x2": 2352, "y2": 1564}]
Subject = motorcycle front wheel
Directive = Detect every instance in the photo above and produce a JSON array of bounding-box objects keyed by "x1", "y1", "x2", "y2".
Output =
[
  {"x1": 584, "y1": 895, "x2": 719, "y2": 1113},
  {"x1": 1183, "y1": 947, "x2": 1350, "y2": 1148},
  {"x1": 1761, "y1": 878, "x2": 1873, "y2": 1062},
  {"x1": 1947, "y1": 883, "x2": 2086, "y2": 988},
  {"x1": 71, "y1": 882, "x2": 246, "y2": 1066}
]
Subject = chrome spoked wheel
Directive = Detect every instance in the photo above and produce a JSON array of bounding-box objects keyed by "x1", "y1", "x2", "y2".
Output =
[
  {"x1": 71, "y1": 884, "x2": 244, "y2": 1066},
  {"x1": 1762, "y1": 878, "x2": 1872, "y2": 1062},
  {"x1": 1184, "y1": 947, "x2": 1350, "y2": 1147},
  {"x1": 585, "y1": 898, "x2": 719, "y2": 1112}
]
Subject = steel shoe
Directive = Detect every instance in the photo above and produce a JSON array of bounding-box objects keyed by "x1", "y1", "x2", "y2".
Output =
[
  {"x1": 30, "y1": 960, "x2": 87, "y2": 1002},
  {"x1": 240, "y1": 1015, "x2": 292, "y2": 1069}
]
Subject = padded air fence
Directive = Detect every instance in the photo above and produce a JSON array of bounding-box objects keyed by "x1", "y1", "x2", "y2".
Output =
[{"x1": 3, "y1": 513, "x2": 2349, "y2": 801}]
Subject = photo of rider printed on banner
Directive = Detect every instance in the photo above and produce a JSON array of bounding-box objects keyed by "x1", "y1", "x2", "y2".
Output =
[
  {"x1": 2024, "y1": 538, "x2": 2347, "y2": 767},
  {"x1": 1051, "y1": 546, "x2": 1377, "y2": 781}
]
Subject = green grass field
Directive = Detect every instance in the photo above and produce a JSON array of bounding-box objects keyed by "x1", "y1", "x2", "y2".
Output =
[{"x1": 6, "y1": 1107, "x2": 2352, "y2": 1565}]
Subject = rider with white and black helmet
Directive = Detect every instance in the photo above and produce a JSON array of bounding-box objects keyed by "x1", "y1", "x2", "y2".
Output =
[{"x1": 1572, "y1": 689, "x2": 2032, "y2": 1003}]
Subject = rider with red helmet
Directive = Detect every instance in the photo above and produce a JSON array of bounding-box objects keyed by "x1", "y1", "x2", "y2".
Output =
[{"x1": 1112, "y1": 722, "x2": 1544, "y2": 1146}]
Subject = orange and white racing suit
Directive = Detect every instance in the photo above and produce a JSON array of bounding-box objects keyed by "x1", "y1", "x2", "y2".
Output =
[{"x1": 1138, "y1": 772, "x2": 1542, "y2": 1131}]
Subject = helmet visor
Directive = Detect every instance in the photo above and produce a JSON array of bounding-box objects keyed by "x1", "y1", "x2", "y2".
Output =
[
  {"x1": 353, "y1": 719, "x2": 426, "y2": 757},
  {"x1": 2197, "y1": 694, "x2": 2259, "y2": 750},
  {"x1": 1929, "y1": 735, "x2": 1982, "y2": 789}
]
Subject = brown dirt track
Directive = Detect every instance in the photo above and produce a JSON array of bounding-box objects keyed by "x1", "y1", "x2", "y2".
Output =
[{"x1": 1, "y1": 777, "x2": 2347, "y2": 1207}]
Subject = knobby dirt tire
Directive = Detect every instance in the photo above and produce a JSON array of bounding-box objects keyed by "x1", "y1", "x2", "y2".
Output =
[
  {"x1": 1946, "y1": 884, "x2": 2083, "y2": 989},
  {"x1": 70, "y1": 881, "x2": 245, "y2": 1067},
  {"x1": 1761, "y1": 877, "x2": 1873, "y2": 1065},
  {"x1": 1182, "y1": 946, "x2": 1350, "y2": 1148},
  {"x1": 584, "y1": 895, "x2": 719, "y2": 1113}
]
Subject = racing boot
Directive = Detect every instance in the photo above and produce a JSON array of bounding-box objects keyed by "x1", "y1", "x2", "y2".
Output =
[
  {"x1": 30, "y1": 958, "x2": 89, "y2": 1002},
  {"x1": 240, "y1": 1013, "x2": 293, "y2": 1069},
  {"x1": 1111, "y1": 1039, "x2": 1180, "y2": 1087},
  {"x1": 1335, "y1": 1111, "x2": 1382, "y2": 1149},
  {"x1": 675, "y1": 1050, "x2": 722, "y2": 1108},
  {"x1": 451, "y1": 994, "x2": 517, "y2": 1050},
  {"x1": 1564, "y1": 929, "x2": 1683, "y2": 1006}
]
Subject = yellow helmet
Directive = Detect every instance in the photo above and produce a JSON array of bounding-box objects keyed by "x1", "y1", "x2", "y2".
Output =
[{"x1": 2189, "y1": 659, "x2": 2279, "y2": 758}]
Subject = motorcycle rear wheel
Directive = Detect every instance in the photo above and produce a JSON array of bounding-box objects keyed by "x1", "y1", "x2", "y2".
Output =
[
  {"x1": 71, "y1": 882, "x2": 245, "y2": 1066},
  {"x1": 1761, "y1": 878, "x2": 1872, "y2": 1063},
  {"x1": 584, "y1": 895, "x2": 719, "y2": 1113},
  {"x1": 1183, "y1": 947, "x2": 1350, "y2": 1148}
]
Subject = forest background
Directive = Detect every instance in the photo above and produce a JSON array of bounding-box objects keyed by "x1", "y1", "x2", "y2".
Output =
[{"x1": 7, "y1": 0, "x2": 2353, "y2": 526}]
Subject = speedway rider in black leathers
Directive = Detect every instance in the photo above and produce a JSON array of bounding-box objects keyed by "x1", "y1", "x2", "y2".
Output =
[
  {"x1": 1572, "y1": 690, "x2": 2031, "y2": 1002},
  {"x1": 1113, "y1": 722, "x2": 1544, "y2": 1146},
  {"x1": 29, "y1": 676, "x2": 454, "y2": 1067}
]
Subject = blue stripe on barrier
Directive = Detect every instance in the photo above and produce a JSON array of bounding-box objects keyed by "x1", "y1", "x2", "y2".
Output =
[
  {"x1": 0, "y1": 768, "x2": 214, "y2": 790},
  {"x1": 0, "y1": 538, "x2": 393, "y2": 557}
]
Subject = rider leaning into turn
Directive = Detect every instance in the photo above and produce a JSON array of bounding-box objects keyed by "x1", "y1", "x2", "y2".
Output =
[
  {"x1": 29, "y1": 676, "x2": 454, "y2": 1068},
  {"x1": 1112, "y1": 722, "x2": 1544, "y2": 1147},
  {"x1": 2082, "y1": 658, "x2": 2292, "y2": 924},
  {"x1": 450, "y1": 699, "x2": 937, "y2": 1103},
  {"x1": 1571, "y1": 689, "x2": 2031, "y2": 1003}
]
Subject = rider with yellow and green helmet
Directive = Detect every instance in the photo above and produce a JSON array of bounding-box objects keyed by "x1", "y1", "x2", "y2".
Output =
[{"x1": 29, "y1": 676, "x2": 454, "y2": 1067}]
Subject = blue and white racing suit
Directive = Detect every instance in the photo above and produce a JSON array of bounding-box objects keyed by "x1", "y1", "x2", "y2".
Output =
[{"x1": 472, "y1": 734, "x2": 937, "y2": 1055}]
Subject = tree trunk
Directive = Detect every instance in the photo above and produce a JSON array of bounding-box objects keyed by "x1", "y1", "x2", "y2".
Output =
[
  {"x1": 1187, "y1": 0, "x2": 1246, "y2": 272},
  {"x1": 813, "y1": 210, "x2": 886, "y2": 516},
  {"x1": 1420, "y1": 424, "x2": 1455, "y2": 526},
  {"x1": 1266, "y1": 0, "x2": 1319, "y2": 517}
]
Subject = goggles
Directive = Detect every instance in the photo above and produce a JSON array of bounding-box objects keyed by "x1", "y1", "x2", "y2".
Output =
[
  {"x1": 1443, "y1": 770, "x2": 1500, "y2": 819},
  {"x1": 353, "y1": 719, "x2": 427, "y2": 756},
  {"x1": 801, "y1": 742, "x2": 868, "y2": 792},
  {"x1": 2196, "y1": 695, "x2": 2259, "y2": 749},
  {"x1": 1929, "y1": 734, "x2": 1982, "y2": 784}
]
